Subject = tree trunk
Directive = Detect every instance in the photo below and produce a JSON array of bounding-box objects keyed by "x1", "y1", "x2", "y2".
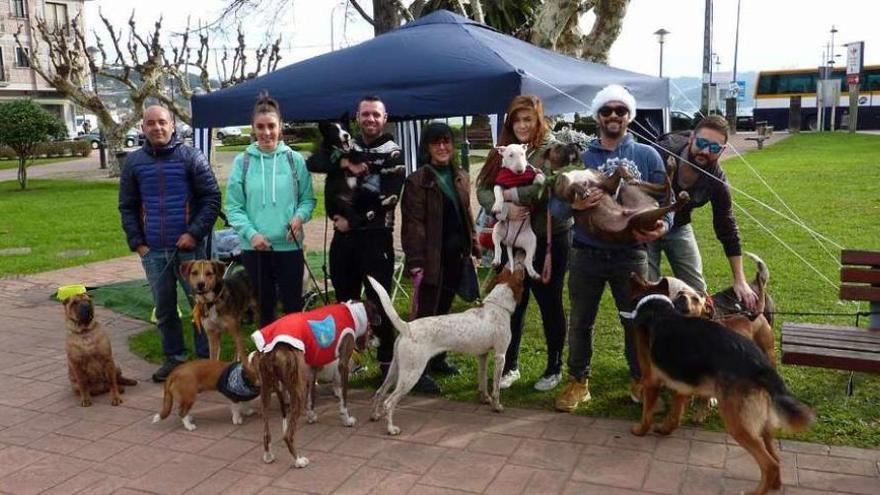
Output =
[
  {"x1": 529, "y1": 0, "x2": 581, "y2": 53},
  {"x1": 104, "y1": 127, "x2": 127, "y2": 178},
  {"x1": 580, "y1": 0, "x2": 630, "y2": 64},
  {"x1": 17, "y1": 157, "x2": 27, "y2": 190},
  {"x1": 373, "y1": 0, "x2": 401, "y2": 35}
]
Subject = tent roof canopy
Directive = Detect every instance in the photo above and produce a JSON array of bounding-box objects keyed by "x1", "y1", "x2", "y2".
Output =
[{"x1": 191, "y1": 10, "x2": 668, "y2": 127}]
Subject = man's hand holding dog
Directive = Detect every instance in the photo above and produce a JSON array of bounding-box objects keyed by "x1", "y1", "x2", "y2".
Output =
[
  {"x1": 571, "y1": 187, "x2": 604, "y2": 211},
  {"x1": 507, "y1": 203, "x2": 530, "y2": 221},
  {"x1": 733, "y1": 280, "x2": 759, "y2": 311},
  {"x1": 176, "y1": 233, "x2": 197, "y2": 250},
  {"x1": 332, "y1": 215, "x2": 350, "y2": 233},
  {"x1": 251, "y1": 233, "x2": 272, "y2": 250},
  {"x1": 341, "y1": 158, "x2": 368, "y2": 176},
  {"x1": 136, "y1": 245, "x2": 150, "y2": 257},
  {"x1": 633, "y1": 220, "x2": 668, "y2": 243}
]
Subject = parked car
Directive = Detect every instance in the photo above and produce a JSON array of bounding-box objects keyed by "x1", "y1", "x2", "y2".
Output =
[
  {"x1": 216, "y1": 126, "x2": 242, "y2": 139},
  {"x1": 74, "y1": 130, "x2": 138, "y2": 149},
  {"x1": 670, "y1": 110, "x2": 695, "y2": 132}
]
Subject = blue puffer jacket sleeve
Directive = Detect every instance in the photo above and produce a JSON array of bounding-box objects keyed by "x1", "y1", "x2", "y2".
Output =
[
  {"x1": 184, "y1": 147, "x2": 221, "y2": 240},
  {"x1": 118, "y1": 154, "x2": 145, "y2": 251}
]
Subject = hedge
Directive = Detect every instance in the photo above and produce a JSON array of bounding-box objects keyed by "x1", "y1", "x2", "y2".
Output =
[{"x1": 0, "y1": 140, "x2": 92, "y2": 160}]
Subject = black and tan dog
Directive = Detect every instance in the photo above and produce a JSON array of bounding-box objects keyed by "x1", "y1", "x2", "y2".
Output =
[
  {"x1": 624, "y1": 293, "x2": 814, "y2": 495},
  {"x1": 180, "y1": 260, "x2": 256, "y2": 362},
  {"x1": 63, "y1": 293, "x2": 137, "y2": 407}
]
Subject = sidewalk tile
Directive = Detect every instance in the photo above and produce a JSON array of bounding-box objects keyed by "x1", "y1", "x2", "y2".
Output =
[
  {"x1": 642, "y1": 460, "x2": 686, "y2": 494},
  {"x1": 485, "y1": 417, "x2": 547, "y2": 438},
  {"x1": 571, "y1": 444, "x2": 651, "y2": 489},
  {"x1": 680, "y1": 465, "x2": 723, "y2": 495},
  {"x1": 0, "y1": 452, "x2": 93, "y2": 495},
  {"x1": 367, "y1": 441, "x2": 447, "y2": 475},
  {"x1": 200, "y1": 436, "x2": 259, "y2": 462},
  {"x1": 484, "y1": 464, "x2": 567, "y2": 495},
  {"x1": 688, "y1": 440, "x2": 728, "y2": 468},
  {"x1": 272, "y1": 450, "x2": 366, "y2": 494},
  {"x1": 726, "y1": 446, "x2": 797, "y2": 485},
  {"x1": 654, "y1": 437, "x2": 691, "y2": 463},
  {"x1": 465, "y1": 432, "x2": 521, "y2": 456},
  {"x1": 420, "y1": 449, "x2": 506, "y2": 492},
  {"x1": 69, "y1": 438, "x2": 133, "y2": 462},
  {"x1": 797, "y1": 468, "x2": 880, "y2": 494},
  {"x1": 0, "y1": 445, "x2": 48, "y2": 478},
  {"x1": 509, "y1": 438, "x2": 582, "y2": 472},
  {"x1": 130, "y1": 452, "x2": 227, "y2": 495}
]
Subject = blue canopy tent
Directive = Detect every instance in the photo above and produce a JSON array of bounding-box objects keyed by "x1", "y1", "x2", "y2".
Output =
[{"x1": 191, "y1": 10, "x2": 669, "y2": 165}]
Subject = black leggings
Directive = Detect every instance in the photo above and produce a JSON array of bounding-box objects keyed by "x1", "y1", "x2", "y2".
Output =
[
  {"x1": 504, "y1": 231, "x2": 570, "y2": 376},
  {"x1": 241, "y1": 249, "x2": 305, "y2": 328}
]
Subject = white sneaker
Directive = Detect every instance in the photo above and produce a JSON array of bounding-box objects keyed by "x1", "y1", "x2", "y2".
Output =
[
  {"x1": 533, "y1": 373, "x2": 561, "y2": 391},
  {"x1": 499, "y1": 369, "x2": 520, "y2": 389}
]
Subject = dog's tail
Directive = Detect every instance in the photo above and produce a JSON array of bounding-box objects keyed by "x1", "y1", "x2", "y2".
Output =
[
  {"x1": 757, "y1": 367, "x2": 815, "y2": 433},
  {"x1": 745, "y1": 252, "x2": 769, "y2": 286},
  {"x1": 744, "y1": 252, "x2": 772, "y2": 324},
  {"x1": 366, "y1": 276, "x2": 409, "y2": 337},
  {"x1": 151, "y1": 377, "x2": 175, "y2": 423}
]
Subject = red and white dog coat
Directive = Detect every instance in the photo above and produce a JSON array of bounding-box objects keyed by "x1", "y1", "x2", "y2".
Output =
[{"x1": 251, "y1": 301, "x2": 368, "y2": 368}]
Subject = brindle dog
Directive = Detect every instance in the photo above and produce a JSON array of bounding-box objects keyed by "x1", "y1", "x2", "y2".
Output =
[
  {"x1": 63, "y1": 294, "x2": 137, "y2": 407},
  {"x1": 181, "y1": 260, "x2": 256, "y2": 362}
]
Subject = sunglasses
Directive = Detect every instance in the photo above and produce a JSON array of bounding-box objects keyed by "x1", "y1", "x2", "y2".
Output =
[
  {"x1": 694, "y1": 137, "x2": 724, "y2": 154},
  {"x1": 598, "y1": 106, "x2": 629, "y2": 117}
]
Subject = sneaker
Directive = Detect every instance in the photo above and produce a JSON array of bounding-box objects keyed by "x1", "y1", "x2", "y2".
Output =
[
  {"x1": 630, "y1": 380, "x2": 665, "y2": 413},
  {"x1": 534, "y1": 373, "x2": 562, "y2": 392},
  {"x1": 499, "y1": 369, "x2": 521, "y2": 389},
  {"x1": 555, "y1": 376, "x2": 590, "y2": 412},
  {"x1": 412, "y1": 373, "x2": 441, "y2": 395},
  {"x1": 152, "y1": 359, "x2": 183, "y2": 383},
  {"x1": 429, "y1": 358, "x2": 460, "y2": 376}
]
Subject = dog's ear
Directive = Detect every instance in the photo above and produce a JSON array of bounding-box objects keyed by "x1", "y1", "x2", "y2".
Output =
[
  {"x1": 629, "y1": 272, "x2": 650, "y2": 296},
  {"x1": 339, "y1": 111, "x2": 350, "y2": 131},
  {"x1": 703, "y1": 298, "x2": 716, "y2": 319},
  {"x1": 657, "y1": 278, "x2": 670, "y2": 296},
  {"x1": 363, "y1": 300, "x2": 383, "y2": 327},
  {"x1": 180, "y1": 260, "x2": 194, "y2": 279},
  {"x1": 212, "y1": 260, "x2": 227, "y2": 278}
]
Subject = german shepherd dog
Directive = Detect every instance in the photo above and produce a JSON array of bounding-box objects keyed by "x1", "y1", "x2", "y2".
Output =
[
  {"x1": 181, "y1": 260, "x2": 256, "y2": 362},
  {"x1": 63, "y1": 294, "x2": 137, "y2": 407},
  {"x1": 624, "y1": 292, "x2": 814, "y2": 495}
]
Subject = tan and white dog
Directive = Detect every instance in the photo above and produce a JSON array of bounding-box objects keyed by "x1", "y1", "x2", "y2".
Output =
[
  {"x1": 367, "y1": 268, "x2": 525, "y2": 436},
  {"x1": 491, "y1": 144, "x2": 544, "y2": 279}
]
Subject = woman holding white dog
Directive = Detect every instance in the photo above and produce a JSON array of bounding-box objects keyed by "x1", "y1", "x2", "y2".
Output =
[
  {"x1": 476, "y1": 95, "x2": 572, "y2": 391},
  {"x1": 401, "y1": 122, "x2": 481, "y2": 394},
  {"x1": 225, "y1": 92, "x2": 316, "y2": 327}
]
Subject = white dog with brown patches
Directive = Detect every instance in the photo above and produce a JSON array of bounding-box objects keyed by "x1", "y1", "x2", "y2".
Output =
[{"x1": 366, "y1": 267, "x2": 525, "y2": 435}]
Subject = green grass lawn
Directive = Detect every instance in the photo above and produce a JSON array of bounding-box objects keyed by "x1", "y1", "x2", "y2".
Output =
[
  {"x1": 0, "y1": 156, "x2": 87, "y2": 171},
  {"x1": 0, "y1": 180, "x2": 132, "y2": 275},
  {"x1": 18, "y1": 132, "x2": 880, "y2": 447},
  {"x1": 217, "y1": 142, "x2": 316, "y2": 153}
]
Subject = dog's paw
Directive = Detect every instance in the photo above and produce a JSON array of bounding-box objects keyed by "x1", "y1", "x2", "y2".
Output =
[
  {"x1": 111, "y1": 396, "x2": 123, "y2": 406},
  {"x1": 387, "y1": 424, "x2": 401, "y2": 436},
  {"x1": 243, "y1": 406, "x2": 256, "y2": 417},
  {"x1": 262, "y1": 451, "x2": 276, "y2": 464},
  {"x1": 342, "y1": 415, "x2": 356, "y2": 427},
  {"x1": 183, "y1": 416, "x2": 197, "y2": 431},
  {"x1": 533, "y1": 174, "x2": 546, "y2": 185},
  {"x1": 653, "y1": 423, "x2": 675, "y2": 436},
  {"x1": 151, "y1": 414, "x2": 161, "y2": 424},
  {"x1": 491, "y1": 402, "x2": 504, "y2": 413},
  {"x1": 630, "y1": 423, "x2": 650, "y2": 436},
  {"x1": 306, "y1": 410, "x2": 319, "y2": 424},
  {"x1": 491, "y1": 202, "x2": 503, "y2": 214},
  {"x1": 232, "y1": 414, "x2": 243, "y2": 425},
  {"x1": 294, "y1": 456, "x2": 310, "y2": 469},
  {"x1": 369, "y1": 411, "x2": 382, "y2": 421},
  {"x1": 479, "y1": 393, "x2": 491, "y2": 404},
  {"x1": 80, "y1": 398, "x2": 92, "y2": 407}
]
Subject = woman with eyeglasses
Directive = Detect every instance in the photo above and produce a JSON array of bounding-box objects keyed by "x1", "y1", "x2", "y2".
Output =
[
  {"x1": 475, "y1": 95, "x2": 573, "y2": 393},
  {"x1": 648, "y1": 114, "x2": 758, "y2": 310},
  {"x1": 400, "y1": 122, "x2": 481, "y2": 394}
]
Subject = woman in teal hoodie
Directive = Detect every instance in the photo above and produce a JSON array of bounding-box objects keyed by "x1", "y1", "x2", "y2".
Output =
[{"x1": 225, "y1": 92, "x2": 316, "y2": 326}]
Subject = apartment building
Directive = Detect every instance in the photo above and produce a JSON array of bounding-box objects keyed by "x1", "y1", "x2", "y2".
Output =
[{"x1": 1, "y1": 0, "x2": 87, "y2": 136}]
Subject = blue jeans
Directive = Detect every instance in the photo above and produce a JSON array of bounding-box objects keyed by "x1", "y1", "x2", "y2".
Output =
[
  {"x1": 567, "y1": 244, "x2": 647, "y2": 381},
  {"x1": 141, "y1": 246, "x2": 209, "y2": 362},
  {"x1": 646, "y1": 224, "x2": 707, "y2": 294}
]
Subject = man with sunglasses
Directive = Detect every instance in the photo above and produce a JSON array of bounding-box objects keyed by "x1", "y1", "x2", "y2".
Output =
[
  {"x1": 648, "y1": 115, "x2": 757, "y2": 310},
  {"x1": 551, "y1": 84, "x2": 671, "y2": 413}
]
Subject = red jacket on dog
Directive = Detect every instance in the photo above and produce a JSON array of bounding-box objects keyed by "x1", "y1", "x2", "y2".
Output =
[{"x1": 251, "y1": 302, "x2": 368, "y2": 367}]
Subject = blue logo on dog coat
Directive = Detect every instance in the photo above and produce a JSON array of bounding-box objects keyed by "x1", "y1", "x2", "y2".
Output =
[{"x1": 308, "y1": 315, "x2": 336, "y2": 348}]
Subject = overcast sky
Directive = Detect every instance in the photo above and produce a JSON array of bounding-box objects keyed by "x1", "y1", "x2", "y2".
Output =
[{"x1": 84, "y1": 0, "x2": 880, "y2": 80}]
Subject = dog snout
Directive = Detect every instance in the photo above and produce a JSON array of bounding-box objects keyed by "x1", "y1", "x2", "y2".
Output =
[
  {"x1": 76, "y1": 302, "x2": 94, "y2": 325},
  {"x1": 196, "y1": 282, "x2": 206, "y2": 292},
  {"x1": 672, "y1": 295, "x2": 691, "y2": 315}
]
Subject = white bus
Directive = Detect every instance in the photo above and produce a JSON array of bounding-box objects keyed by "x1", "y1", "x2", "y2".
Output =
[{"x1": 753, "y1": 65, "x2": 880, "y2": 130}]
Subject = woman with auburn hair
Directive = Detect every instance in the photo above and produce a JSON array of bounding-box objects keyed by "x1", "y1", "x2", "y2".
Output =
[{"x1": 475, "y1": 95, "x2": 572, "y2": 392}]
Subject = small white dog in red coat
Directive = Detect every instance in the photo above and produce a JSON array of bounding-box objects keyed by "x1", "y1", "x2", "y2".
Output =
[{"x1": 491, "y1": 144, "x2": 544, "y2": 279}]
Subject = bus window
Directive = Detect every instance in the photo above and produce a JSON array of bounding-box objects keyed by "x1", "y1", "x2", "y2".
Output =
[
  {"x1": 865, "y1": 69, "x2": 880, "y2": 91},
  {"x1": 757, "y1": 74, "x2": 778, "y2": 95},
  {"x1": 778, "y1": 73, "x2": 816, "y2": 94}
]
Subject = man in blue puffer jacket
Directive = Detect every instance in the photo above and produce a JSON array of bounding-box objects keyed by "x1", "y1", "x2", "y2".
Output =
[{"x1": 119, "y1": 105, "x2": 221, "y2": 382}]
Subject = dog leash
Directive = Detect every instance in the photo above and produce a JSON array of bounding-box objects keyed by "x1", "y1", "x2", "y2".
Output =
[
  {"x1": 290, "y1": 228, "x2": 331, "y2": 306},
  {"x1": 540, "y1": 189, "x2": 553, "y2": 285}
]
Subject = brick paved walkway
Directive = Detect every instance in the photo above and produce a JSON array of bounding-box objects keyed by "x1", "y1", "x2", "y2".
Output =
[{"x1": 0, "y1": 256, "x2": 878, "y2": 494}]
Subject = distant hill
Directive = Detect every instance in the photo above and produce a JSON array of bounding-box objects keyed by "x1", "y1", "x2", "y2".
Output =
[{"x1": 669, "y1": 71, "x2": 757, "y2": 116}]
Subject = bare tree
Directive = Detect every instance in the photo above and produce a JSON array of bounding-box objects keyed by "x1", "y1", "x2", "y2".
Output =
[{"x1": 15, "y1": 10, "x2": 282, "y2": 176}]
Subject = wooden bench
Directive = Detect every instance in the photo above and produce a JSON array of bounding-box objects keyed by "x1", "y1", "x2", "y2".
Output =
[
  {"x1": 745, "y1": 123, "x2": 774, "y2": 149},
  {"x1": 744, "y1": 136, "x2": 770, "y2": 149},
  {"x1": 781, "y1": 250, "x2": 880, "y2": 382}
]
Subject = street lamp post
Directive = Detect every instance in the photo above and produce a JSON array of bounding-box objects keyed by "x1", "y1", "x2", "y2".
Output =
[
  {"x1": 330, "y1": 2, "x2": 345, "y2": 51},
  {"x1": 86, "y1": 46, "x2": 106, "y2": 170},
  {"x1": 653, "y1": 28, "x2": 669, "y2": 77}
]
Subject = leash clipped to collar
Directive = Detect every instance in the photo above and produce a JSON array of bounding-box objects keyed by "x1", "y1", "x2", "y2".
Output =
[{"x1": 619, "y1": 293, "x2": 674, "y2": 320}]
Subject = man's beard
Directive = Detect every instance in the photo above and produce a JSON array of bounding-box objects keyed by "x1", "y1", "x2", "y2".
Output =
[
  {"x1": 600, "y1": 121, "x2": 626, "y2": 139},
  {"x1": 688, "y1": 149, "x2": 712, "y2": 167}
]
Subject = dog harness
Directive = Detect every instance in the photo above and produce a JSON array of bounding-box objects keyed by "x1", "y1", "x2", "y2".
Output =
[
  {"x1": 216, "y1": 362, "x2": 260, "y2": 402},
  {"x1": 494, "y1": 166, "x2": 539, "y2": 189},
  {"x1": 251, "y1": 302, "x2": 368, "y2": 368}
]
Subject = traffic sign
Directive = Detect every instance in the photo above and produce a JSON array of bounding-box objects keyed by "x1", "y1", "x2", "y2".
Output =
[{"x1": 847, "y1": 73, "x2": 860, "y2": 85}]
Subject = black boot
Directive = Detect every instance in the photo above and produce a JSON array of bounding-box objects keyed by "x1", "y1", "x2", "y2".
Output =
[
  {"x1": 412, "y1": 373, "x2": 441, "y2": 395},
  {"x1": 429, "y1": 353, "x2": 460, "y2": 376}
]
